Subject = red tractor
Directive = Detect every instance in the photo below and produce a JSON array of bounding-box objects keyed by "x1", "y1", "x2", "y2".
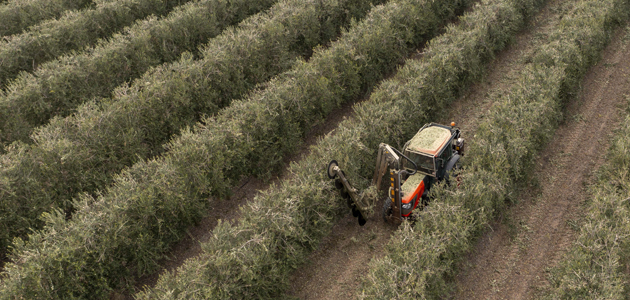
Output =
[{"x1": 327, "y1": 123, "x2": 464, "y2": 225}]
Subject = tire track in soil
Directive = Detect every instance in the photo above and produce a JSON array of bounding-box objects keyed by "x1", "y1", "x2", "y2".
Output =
[
  {"x1": 451, "y1": 23, "x2": 630, "y2": 300},
  {"x1": 287, "y1": 1, "x2": 563, "y2": 299}
]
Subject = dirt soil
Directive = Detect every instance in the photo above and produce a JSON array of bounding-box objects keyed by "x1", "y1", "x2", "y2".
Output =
[
  {"x1": 450, "y1": 23, "x2": 630, "y2": 300},
  {"x1": 288, "y1": 202, "x2": 397, "y2": 300}
]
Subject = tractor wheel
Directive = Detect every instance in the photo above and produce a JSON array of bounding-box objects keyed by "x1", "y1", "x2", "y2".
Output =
[
  {"x1": 443, "y1": 156, "x2": 461, "y2": 186},
  {"x1": 382, "y1": 199, "x2": 392, "y2": 222}
]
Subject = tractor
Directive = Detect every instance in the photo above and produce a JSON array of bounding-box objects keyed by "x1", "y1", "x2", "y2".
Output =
[{"x1": 327, "y1": 122, "x2": 464, "y2": 226}]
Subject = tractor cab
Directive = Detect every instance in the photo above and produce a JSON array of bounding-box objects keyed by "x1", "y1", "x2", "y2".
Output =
[
  {"x1": 402, "y1": 123, "x2": 463, "y2": 180},
  {"x1": 397, "y1": 123, "x2": 464, "y2": 217}
]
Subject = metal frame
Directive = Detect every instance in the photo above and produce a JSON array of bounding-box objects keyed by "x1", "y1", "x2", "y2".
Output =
[{"x1": 403, "y1": 149, "x2": 436, "y2": 176}]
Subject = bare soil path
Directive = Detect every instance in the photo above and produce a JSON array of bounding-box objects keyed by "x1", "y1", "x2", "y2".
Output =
[
  {"x1": 451, "y1": 23, "x2": 630, "y2": 300},
  {"x1": 287, "y1": 0, "x2": 565, "y2": 299}
]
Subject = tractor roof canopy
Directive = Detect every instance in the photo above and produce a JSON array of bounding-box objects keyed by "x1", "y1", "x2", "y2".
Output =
[{"x1": 407, "y1": 125, "x2": 452, "y2": 156}]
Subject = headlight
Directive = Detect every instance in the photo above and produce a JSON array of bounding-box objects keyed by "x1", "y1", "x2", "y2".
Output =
[{"x1": 402, "y1": 202, "x2": 412, "y2": 209}]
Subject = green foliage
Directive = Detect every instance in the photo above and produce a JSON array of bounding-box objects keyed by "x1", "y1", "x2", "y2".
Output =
[
  {"x1": 0, "y1": 0, "x2": 188, "y2": 88},
  {"x1": 0, "y1": 0, "x2": 94, "y2": 37},
  {"x1": 0, "y1": 0, "x2": 380, "y2": 255},
  {"x1": 361, "y1": 0, "x2": 630, "y2": 298},
  {"x1": 0, "y1": 0, "x2": 278, "y2": 146},
  {"x1": 136, "y1": 0, "x2": 537, "y2": 297},
  {"x1": 0, "y1": 0, "x2": 385, "y2": 297},
  {"x1": 544, "y1": 115, "x2": 630, "y2": 299}
]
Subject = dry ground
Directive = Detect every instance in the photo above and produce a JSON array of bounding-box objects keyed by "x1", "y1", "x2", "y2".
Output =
[{"x1": 451, "y1": 22, "x2": 630, "y2": 300}]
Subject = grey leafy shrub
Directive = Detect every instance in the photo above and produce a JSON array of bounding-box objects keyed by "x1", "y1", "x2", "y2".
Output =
[
  {"x1": 0, "y1": 0, "x2": 380, "y2": 256},
  {"x1": 0, "y1": 0, "x2": 192, "y2": 89},
  {"x1": 0, "y1": 0, "x2": 277, "y2": 145},
  {"x1": 0, "y1": 0, "x2": 386, "y2": 298},
  {"x1": 0, "y1": 0, "x2": 94, "y2": 37},
  {"x1": 0, "y1": 0, "x2": 470, "y2": 297}
]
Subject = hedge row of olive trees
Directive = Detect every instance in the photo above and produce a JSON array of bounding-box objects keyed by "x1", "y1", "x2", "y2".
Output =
[
  {"x1": 545, "y1": 110, "x2": 630, "y2": 299},
  {"x1": 133, "y1": 0, "x2": 547, "y2": 297},
  {"x1": 0, "y1": 0, "x2": 192, "y2": 89},
  {"x1": 0, "y1": 0, "x2": 94, "y2": 37},
  {"x1": 0, "y1": 0, "x2": 382, "y2": 258},
  {"x1": 0, "y1": 0, "x2": 395, "y2": 298},
  {"x1": 0, "y1": 0, "x2": 279, "y2": 146},
  {"x1": 359, "y1": 0, "x2": 629, "y2": 297},
  {"x1": 0, "y1": 0, "x2": 471, "y2": 298}
]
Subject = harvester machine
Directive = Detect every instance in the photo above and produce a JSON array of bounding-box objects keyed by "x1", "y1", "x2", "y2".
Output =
[{"x1": 327, "y1": 123, "x2": 464, "y2": 226}]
